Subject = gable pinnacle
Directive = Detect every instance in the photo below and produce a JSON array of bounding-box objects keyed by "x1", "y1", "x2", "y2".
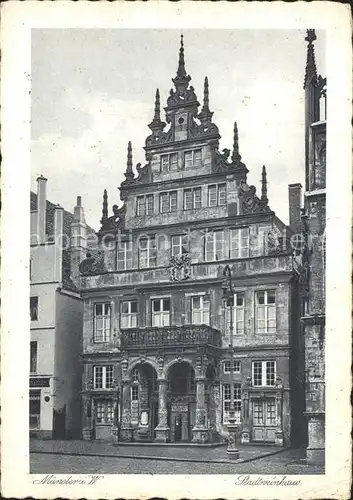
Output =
[
  {"x1": 125, "y1": 141, "x2": 134, "y2": 179},
  {"x1": 261, "y1": 165, "x2": 268, "y2": 204},
  {"x1": 172, "y1": 34, "x2": 191, "y2": 89},
  {"x1": 198, "y1": 76, "x2": 213, "y2": 125},
  {"x1": 304, "y1": 29, "x2": 318, "y2": 89},
  {"x1": 231, "y1": 121, "x2": 242, "y2": 165},
  {"x1": 203, "y1": 77, "x2": 209, "y2": 110},
  {"x1": 148, "y1": 88, "x2": 166, "y2": 132},
  {"x1": 177, "y1": 34, "x2": 186, "y2": 78},
  {"x1": 154, "y1": 88, "x2": 161, "y2": 121},
  {"x1": 102, "y1": 189, "x2": 108, "y2": 221}
]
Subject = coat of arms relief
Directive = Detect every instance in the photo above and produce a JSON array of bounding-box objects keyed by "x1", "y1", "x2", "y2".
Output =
[{"x1": 168, "y1": 254, "x2": 191, "y2": 281}]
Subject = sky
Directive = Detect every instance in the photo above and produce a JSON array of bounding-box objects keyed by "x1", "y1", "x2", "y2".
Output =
[{"x1": 31, "y1": 29, "x2": 325, "y2": 230}]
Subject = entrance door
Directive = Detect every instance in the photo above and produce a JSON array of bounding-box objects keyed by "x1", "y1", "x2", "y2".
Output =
[
  {"x1": 170, "y1": 406, "x2": 189, "y2": 442},
  {"x1": 94, "y1": 399, "x2": 114, "y2": 440},
  {"x1": 251, "y1": 398, "x2": 276, "y2": 443},
  {"x1": 174, "y1": 415, "x2": 182, "y2": 442}
]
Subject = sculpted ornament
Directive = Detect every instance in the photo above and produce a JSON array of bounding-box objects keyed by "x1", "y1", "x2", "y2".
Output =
[
  {"x1": 168, "y1": 254, "x2": 191, "y2": 281},
  {"x1": 79, "y1": 249, "x2": 106, "y2": 276}
]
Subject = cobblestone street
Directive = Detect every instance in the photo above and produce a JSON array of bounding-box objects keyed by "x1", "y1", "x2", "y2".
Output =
[
  {"x1": 30, "y1": 451, "x2": 324, "y2": 475},
  {"x1": 30, "y1": 440, "x2": 324, "y2": 475}
]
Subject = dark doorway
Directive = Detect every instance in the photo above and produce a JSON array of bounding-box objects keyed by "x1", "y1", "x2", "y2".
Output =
[
  {"x1": 53, "y1": 405, "x2": 66, "y2": 439},
  {"x1": 174, "y1": 414, "x2": 182, "y2": 442}
]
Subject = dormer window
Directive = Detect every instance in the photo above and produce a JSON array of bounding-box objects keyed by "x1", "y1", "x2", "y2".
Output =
[
  {"x1": 184, "y1": 149, "x2": 202, "y2": 169},
  {"x1": 161, "y1": 153, "x2": 178, "y2": 172}
]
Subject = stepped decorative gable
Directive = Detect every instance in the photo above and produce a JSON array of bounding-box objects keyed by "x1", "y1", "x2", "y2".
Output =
[{"x1": 97, "y1": 35, "x2": 273, "y2": 235}]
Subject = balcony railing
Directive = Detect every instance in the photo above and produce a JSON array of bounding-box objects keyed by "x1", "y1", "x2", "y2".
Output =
[{"x1": 120, "y1": 325, "x2": 221, "y2": 348}]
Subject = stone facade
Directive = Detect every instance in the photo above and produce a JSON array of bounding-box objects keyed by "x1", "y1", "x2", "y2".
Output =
[
  {"x1": 300, "y1": 30, "x2": 326, "y2": 464},
  {"x1": 79, "y1": 37, "x2": 304, "y2": 446}
]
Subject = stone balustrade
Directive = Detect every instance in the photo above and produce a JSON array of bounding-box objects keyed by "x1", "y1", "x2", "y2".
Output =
[{"x1": 120, "y1": 324, "x2": 221, "y2": 349}]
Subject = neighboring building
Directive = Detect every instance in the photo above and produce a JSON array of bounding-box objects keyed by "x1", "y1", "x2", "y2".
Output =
[
  {"x1": 299, "y1": 30, "x2": 326, "y2": 464},
  {"x1": 30, "y1": 176, "x2": 92, "y2": 438},
  {"x1": 79, "y1": 37, "x2": 304, "y2": 445}
]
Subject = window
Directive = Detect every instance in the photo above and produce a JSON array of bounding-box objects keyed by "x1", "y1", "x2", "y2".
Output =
[
  {"x1": 152, "y1": 298, "x2": 170, "y2": 327},
  {"x1": 136, "y1": 195, "x2": 154, "y2": 216},
  {"x1": 29, "y1": 390, "x2": 41, "y2": 428},
  {"x1": 208, "y1": 184, "x2": 226, "y2": 207},
  {"x1": 30, "y1": 296, "x2": 38, "y2": 321},
  {"x1": 117, "y1": 240, "x2": 132, "y2": 270},
  {"x1": 131, "y1": 386, "x2": 139, "y2": 424},
  {"x1": 223, "y1": 383, "x2": 242, "y2": 423},
  {"x1": 252, "y1": 360, "x2": 276, "y2": 387},
  {"x1": 184, "y1": 149, "x2": 202, "y2": 169},
  {"x1": 171, "y1": 234, "x2": 189, "y2": 257},
  {"x1": 205, "y1": 230, "x2": 225, "y2": 261},
  {"x1": 131, "y1": 386, "x2": 139, "y2": 401},
  {"x1": 131, "y1": 368, "x2": 139, "y2": 382},
  {"x1": 255, "y1": 290, "x2": 276, "y2": 334},
  {"x1": 230, "y1": 228, "x2": 250, "y2": 258},
  {"x1": 223, "y1": 360, "x2": 241, "y2": 374},
  {"x1": 120, "y1": 301, "x2": 137, "y2": 329},
  {"x1": 226, "y1": 293, "x2": 245, "y2": 338},
  {"x1": 160, "y1": 191, "x2": 177, "y2": 213},
  {"x1": 30, "y1": 341, "x2": 37, "y2": 373},
  {"x1": 218, "y1": 184, "x2": 226, "y2": 205},
  {"x1": 191, "y1": 296, "x2": 210, "y2": 325},
  {"x1": 93, "y1": 365, "x2": 113, "y2": 389},
  {"x1": 257, "y1": 225, "x2": 272, "y2": 255},
  {"x1": 94, "y1": 303, "x2": 111, "y2": 342},
  {"x1": 95, "y1": 400, "x2": 114, "y2": 424},
  {"x1": 183, "y1": 187, "x2": 202, "y2": 210},
  {"x1": 161, "y1": 153, "x2": 178, "y2": 172},
  {"x1": 139, "y1": 236, "x2": 157, "y2": 268}
]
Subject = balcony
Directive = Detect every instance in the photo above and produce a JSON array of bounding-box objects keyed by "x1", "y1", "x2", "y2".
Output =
[{"x1": 120, "y1": 324, "x2": 221, "y2": 349}]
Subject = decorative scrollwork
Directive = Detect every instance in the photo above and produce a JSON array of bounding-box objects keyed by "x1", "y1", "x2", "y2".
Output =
[{"x1": 238, "y1": 180, "x2": 270, "y2": 214}]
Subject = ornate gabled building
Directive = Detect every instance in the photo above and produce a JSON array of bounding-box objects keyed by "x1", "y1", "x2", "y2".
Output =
[
  {"x1": 300, "y1": 29, "x2": 326, "y2": 464},
  {"x1": 79, "y1": 36, "x2": 304, "y2": 445}
]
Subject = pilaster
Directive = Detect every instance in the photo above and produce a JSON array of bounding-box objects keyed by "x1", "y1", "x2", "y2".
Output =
[{"x1": 154, "y1": 379, "x2": 170, "y2": 442}]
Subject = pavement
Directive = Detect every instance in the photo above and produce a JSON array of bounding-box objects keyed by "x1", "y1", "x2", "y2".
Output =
[
  {"x1": 30, "y1": 439, "x2": 325, "y2": 474},
  {"x1": 30, "y1": 438, "x2": 289, "y2": 464}
]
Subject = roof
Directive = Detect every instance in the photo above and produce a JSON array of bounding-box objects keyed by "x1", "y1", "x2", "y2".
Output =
[{"x1": 30, "y1": 191, "x2": 96, "y2": 291}]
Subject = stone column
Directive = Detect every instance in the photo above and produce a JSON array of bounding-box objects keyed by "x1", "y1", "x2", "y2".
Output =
[
  {"x1": 111, "y1": 397, "x2": 119, "y2": 444},
  {"x1": 120, "y1": 381, "x2": 133, "y2": 441},
  {"x1": 275, "y1": 390, "x2": 284, "y2": 447},
  {"x1": 82, "y1": 394, "x2": 92, "y2": 441},
  {"x1": 154, "y1": 379, "x2": 170, "y2": 442},
  {"x1": 240, "y1": 376, "x2": 251, "y2": 444},
  {"x1": 240, "y1": 391, "x2": 250, "y2": 444},
  {"x1": 192, "y1": 378, "x2": 209, "y2": 443},
  {"x1": 306, "y1": 414, "x2": 325, "y2": 464}
]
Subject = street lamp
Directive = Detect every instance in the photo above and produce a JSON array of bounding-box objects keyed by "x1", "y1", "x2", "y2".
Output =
[{"x1": 222, "y1": 265, "x2": 240, "y2": 459}]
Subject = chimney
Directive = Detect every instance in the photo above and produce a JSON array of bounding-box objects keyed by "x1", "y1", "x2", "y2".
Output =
[
  {"x1": 288, "y1": 183, "x2": 302, "y2": 233},
  {"x1": 54, "y1": 205, "x2": 64, "y2": 282},
  {"x1": 70, "y1": 195, "x2": 87, "y2": 287},
  {"x1": 36, "y1": 175, "x2": 47, "y2": 243}
]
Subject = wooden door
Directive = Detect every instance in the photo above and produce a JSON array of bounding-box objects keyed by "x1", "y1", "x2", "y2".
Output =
[
  {"x1": 251, "y1": 398, "x2": 276, "y2": 443},
  {"x1": 94, "y1": 399, "x2": 113, "y2": 440}
]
